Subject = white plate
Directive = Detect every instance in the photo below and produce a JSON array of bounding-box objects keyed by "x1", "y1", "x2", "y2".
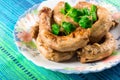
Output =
[{"x1": 14, "y1": 0, "x2": 120, "y2": 74}]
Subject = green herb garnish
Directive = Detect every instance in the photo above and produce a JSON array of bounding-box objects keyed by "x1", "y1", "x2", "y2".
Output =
[
  {"x1": 65, "y1": 2, "x2": 71, "y2": 12},
  {"x1": 82, "y1": 8, "x2": 90, "y2": 15},
  {"x1": 90, "y1": 5, "x2": 97, "y2": 22},
  {"x1": 79, "y1": 16, "x2": 92, "y2": 28},
  {"x1": 62, "y1": 22, "x2": 76, "y2": 35},
  {"x1": 60, "y1": 2, "x2": 71, "y2": 15},
  {"x1": 68, "y1": 8, "x2": 79, "y2": 18},
  {"x1": 60, "y1": 8, "x2": 66, "y2": 14},
  {"x1": 91, "y1": 5, "x2": 97, "y2": 12},
  {"x1": 73, "y1": 17, "x2": 80, "y2": 23},
  {"x1": 60, "y1": 2, "x2": 98, "y2": 29},
  {"x1": 52, "y1": 24, "x2": 60, "y2": 35},
  {"x1": 56, "y1": 2, "x2": 98, "y2": 35}
]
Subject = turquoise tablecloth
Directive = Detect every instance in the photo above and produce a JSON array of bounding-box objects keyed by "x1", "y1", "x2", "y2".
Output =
[{"x1": 0, "y1": 0, "x2": 120, "y2": 80}]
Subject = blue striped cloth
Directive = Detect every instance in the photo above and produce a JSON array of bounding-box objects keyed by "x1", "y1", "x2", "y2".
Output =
[{"x1": 0, "y1": 0, "x2": 120, "y2": 80}]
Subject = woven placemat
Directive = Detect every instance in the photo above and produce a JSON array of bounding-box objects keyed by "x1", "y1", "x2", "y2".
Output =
[{"x1": 0, "y1": 0, "x2": 120, "y2": 80}]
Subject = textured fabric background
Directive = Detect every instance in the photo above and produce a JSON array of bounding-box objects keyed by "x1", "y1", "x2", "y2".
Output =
[{"x1": 0, "y1": 0, "x2": 120, "y2": 80}]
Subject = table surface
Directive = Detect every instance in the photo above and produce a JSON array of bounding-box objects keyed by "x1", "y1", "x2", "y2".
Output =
[{"x1": 0, "y1": 0, "x2": 120, "y2": 80}]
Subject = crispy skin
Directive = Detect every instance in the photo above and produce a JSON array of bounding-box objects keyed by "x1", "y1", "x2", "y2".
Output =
[
  {"x1": 77, "y1": 32, "x2": 116, "y2": 63},
  {"x1": 75, "y1": 2, "x2": 114, "y2": 43},
  {"x1": 38, "y1": 7, "x2": 90, "y2": 52},
  {"x1": 36, "y1": 35, "x2": 75, "y2": 62}
]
